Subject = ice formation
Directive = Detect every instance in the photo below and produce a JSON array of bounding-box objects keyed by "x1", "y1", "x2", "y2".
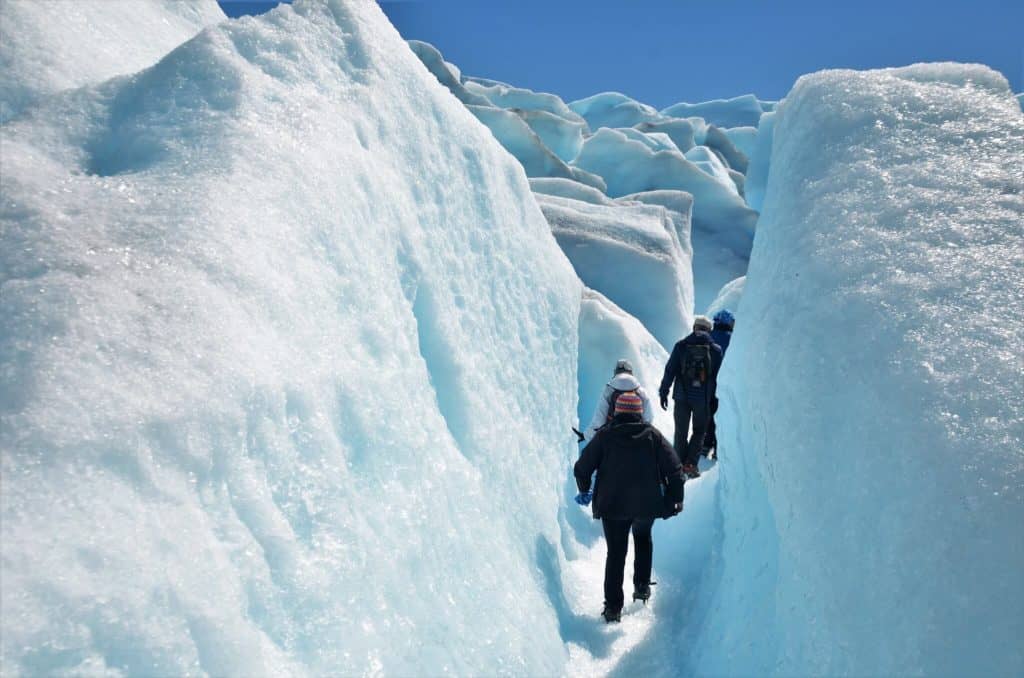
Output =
[
  {"x1": 705, "y1": 276, "x2": 745, "y2": 318},
  {"x1": 568, "y1": 91, "x2": 662, "y2": 130},
  {"x1": 743, "y1": 111, "x2": 775, "y2": 211},
  {"x1": 661, "y1": 94, "x2": 764, "y2": 129},
  {"x1": 535, "y1": 194, "x2": 694, "y2": 349},
  {"x1": 0, "y1": 0, "x2": 225, "y2": 120},
  {"x1": 701, "y1": 64, "x2": 1024, "y2": 676},
  {"x1": 1, "y1": 1, "x2": 583, "y2": 674}
]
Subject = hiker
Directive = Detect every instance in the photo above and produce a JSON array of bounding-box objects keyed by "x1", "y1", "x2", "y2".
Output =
[
  {"x1": 573, "y1": 391, "x2": 685, "y2": 623},
  {"x1": 658, "y1": 315, "x2": 723, "y2": 478},
  {"x1": 703, "y1": 309, "x2": 735, "y2": 459},
  {"x1": 582, "y1": 359, "x2": 654, "y2": 442}
]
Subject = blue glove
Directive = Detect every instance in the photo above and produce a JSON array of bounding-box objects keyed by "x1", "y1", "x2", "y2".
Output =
[{"x1": 574, "y1": 491, "x2": 593, "y2": 506}]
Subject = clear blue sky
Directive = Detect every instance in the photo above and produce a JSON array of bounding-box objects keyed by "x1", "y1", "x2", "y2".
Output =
[{"x1": 219, "y1": 1, "x2": 1023, "y2": 108}]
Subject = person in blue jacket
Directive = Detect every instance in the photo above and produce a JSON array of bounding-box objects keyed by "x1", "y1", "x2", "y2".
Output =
[
  {"x1": 703, "y1": 309, "x2": 735, "y2": 459},
  {"x1": 659, "y1": 315, "x2": 722, "y2": 478}
]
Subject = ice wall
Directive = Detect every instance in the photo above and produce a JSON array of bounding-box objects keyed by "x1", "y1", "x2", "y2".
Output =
[
  {"x1": 700, "y1": 64, "x2": 1024, "y2": 676},
  {"x1": 0, "y1": 1, "x2": 582, "y2": 675},
  {"x1": 0, "y1": 0, "x2": 225, "y2": 120}
]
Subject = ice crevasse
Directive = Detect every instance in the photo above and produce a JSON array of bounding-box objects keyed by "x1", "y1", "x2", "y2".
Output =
[{"x1": 0, "y1": 0, "x2": 584, "y2": 675}]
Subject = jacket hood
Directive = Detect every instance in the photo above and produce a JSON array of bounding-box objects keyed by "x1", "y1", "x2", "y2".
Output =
[{"x1": 608, "y1": 373, "x2": 641, "y2": 391}]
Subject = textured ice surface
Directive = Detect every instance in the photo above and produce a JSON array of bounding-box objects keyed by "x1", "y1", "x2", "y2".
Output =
[
  {"x1": 569, "y1": 91, "x2": 662, "y2": 130},
  {"x1": 705, "y1": 276, "x2": 745, "y2": 317},
  {"x1": 661, "y1": 94, "x2": 764, "y2": 128},
  {"x1": 406, "y1": 39, "x2": 491, "y2": 106},
  {"x1": 463, "y1": 79, "x2": 585, "y2": 125},
  {"x1": 743, "y1": 111, "x2": 775, "y2": 211},
  {"x1": 633, "y1": 119, "x2": 696, "y2": 153},
  {"x1": 530, "y1": 177, "x2": 614, "y2": 206},
  {"x1": 536, "y1": 194, "x2": 694, "y2": 349},
  {"x1": 0, "y1": 0, "x2": 225, "y2": 120},
  {"x1": 701, "y1": 63, "x2": 1024, "y2": 676},
  {"x1": 467, "y1": 105, "x2": 603, "y2": 190},
  {"x1": 684, "y1": 146, "x2": 735, "y2": 186},
  {"x1": 618, "y1": 189, "x2": 694, "y2": 267},
  {"x1": 518, "y1": 109, "x2": 587, "y2": 163},
  {"x1": 704, "y1": 125, "x2": 748, "y2": 173},
  {"x1": 573, "y1": 128, "x2": 758, "y2": 256},
  {"x1": 0, "y1": 1, "x2": 583, "y2": 675}
]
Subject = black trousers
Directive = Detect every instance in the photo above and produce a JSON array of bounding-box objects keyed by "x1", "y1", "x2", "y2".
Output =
[
  {"x1": 601, "y1": 517, "x2": 655, "y2": 611},
  {"x1": 706, "y1": 395, "x2": 720, "y2": 452},
  {"x1": 673, "y1": 394, "x2": 710, "y2": 467}
]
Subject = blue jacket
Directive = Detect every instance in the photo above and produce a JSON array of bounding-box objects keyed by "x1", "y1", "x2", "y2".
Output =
[
  {"x1": 659, "y1": 331, "x2": 723, "y2": 401},
  {"x1": 711, "y1": 324, "x2": 732, "y2": 357}
]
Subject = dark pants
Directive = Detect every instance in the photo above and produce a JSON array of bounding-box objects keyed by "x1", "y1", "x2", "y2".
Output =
[
  {"x1": 705, "y1": 395, "x2": 719, "y2": 452},
  {"x1": 601, "y1": 517, "x2": 655, "y2": 611},
  {"x1": 673, "y1": 394, "x2": 710, "y2": 467}
]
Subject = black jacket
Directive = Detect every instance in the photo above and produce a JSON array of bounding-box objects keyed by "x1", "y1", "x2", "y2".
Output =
[
  {"x1": 574, "y1": 414, "x2": 685, "y2": 520},
  {"x1": 659, "y1": 331, "x2": 724, "y2": 401}
]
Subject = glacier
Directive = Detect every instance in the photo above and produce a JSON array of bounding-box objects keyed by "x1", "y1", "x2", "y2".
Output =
[
  {"x1": 698, "y1": 64, "x2": 1024, "y2": 676},
  {"x1": 1, "y1": 1, "x2": 583, "y2": 674},
  {"x1": 3, "y1": 0, "x2": 1024, "y2": 675}
]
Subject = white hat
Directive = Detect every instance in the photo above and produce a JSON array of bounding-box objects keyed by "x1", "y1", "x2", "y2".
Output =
[{"x1": 693, "y1": 315, "x2": 712, "y2": 331}]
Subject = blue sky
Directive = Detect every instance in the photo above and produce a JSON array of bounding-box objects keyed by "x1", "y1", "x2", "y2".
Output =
[{"x1": 219, "y1": 1, "x2": 1023, "y2": 108}]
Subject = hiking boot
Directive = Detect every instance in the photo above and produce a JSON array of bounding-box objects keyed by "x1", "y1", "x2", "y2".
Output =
[
  {"x1": 683, "y1": 464, "x2": 701, "y2": 479},
  {"x1": 601, "y1": 603, "x2": 622, "y2": 623},
  {"x1": 632, "y1": 581, "x2": 655, "y2": 604}
]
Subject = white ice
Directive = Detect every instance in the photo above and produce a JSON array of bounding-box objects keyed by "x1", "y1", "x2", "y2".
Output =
[
  {"x1": 569, "y1": 91, "x2": 663, "y2": 130},
  {"x1": 1, "y1": 1, "x2": 584, "y2": 674},
  {"x1": 535, "y1": 193, "x2": 694, "y2": 349},
  {"x1": 661, "y1": 94, "x2": 764, "y2": 128},
  {"x1": 700, "y1": 63, "x2": 1024, "y2": 676},
  {"x1": 0, "y1": 0, "x2": 225, "y2": 120}
]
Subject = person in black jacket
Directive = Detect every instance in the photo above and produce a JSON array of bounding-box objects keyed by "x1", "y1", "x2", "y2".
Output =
[
  {"x1": 573, "y1": 392, "x2": 685, "y2": 623},
  {"x1": 659, "y1": 315, "x2": 723, "y2": 478}
]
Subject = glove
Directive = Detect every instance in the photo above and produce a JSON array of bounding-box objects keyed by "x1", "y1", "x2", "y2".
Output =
[
  {"x1": 574, "y1": 491, "x2": 593, "y2": 506},
  {"x1": 659, "y1": 394, "x2": 669, "y2": 410},
  {"x1": 663, "y1": 501, "x2": 682, "y2": 519}
]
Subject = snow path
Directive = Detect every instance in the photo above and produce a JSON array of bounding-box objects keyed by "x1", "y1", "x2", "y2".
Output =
[{"x1": 562, "y1": 460, "x2": 721, "y2": 677}]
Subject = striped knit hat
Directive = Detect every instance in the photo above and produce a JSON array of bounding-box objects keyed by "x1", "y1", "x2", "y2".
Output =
[{"x1": 614, "y1": 392, "x2": 644, "y2": 416}]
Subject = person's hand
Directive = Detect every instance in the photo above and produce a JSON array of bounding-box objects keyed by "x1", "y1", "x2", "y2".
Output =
[
  {"x1": 672, "y1": 502, "x2": 683, "y2": 515},
  {"x1": 574, "y1": 491, "x2": 593, "y2": 506},
  {"x1": 659, "y1": 394, "x2": 669, "y2": 410}
]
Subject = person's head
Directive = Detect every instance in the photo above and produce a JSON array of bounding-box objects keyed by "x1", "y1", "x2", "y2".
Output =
[
  {"x1": 713, "y1": 309, "x2": 735, "y2": 329},
  {"x1": 614, "y1": 359, "x2": 633, "y2": 375},
  {"x1": 693, "y1": 315, "x2": 712, "y2": 333},
  {"x1": 614, "y1": 392, "x2": 644, "y2": 418}
]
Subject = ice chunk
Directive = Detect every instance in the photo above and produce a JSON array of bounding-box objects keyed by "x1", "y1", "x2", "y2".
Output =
[
  {"x1": 661, "y1": 94, "x2": 764, "y2": 129},
  {"x1": 0, "y1": 0, "x2": 225, "y2": 119},
  {"x1": 1016, "y1": 92, "x2": 1023, "y2": 111},
  {"x1": 530, "y1": 177, "x2": 614, "y2": 205},
  {"x1": 0, "y1": 1, "x2": 582, "y2": 674},
  {"x1": 743, "y1": 111, "x2": 775, "y2": 211},
  {"x1": 758, "y1": 99, "x2": 777, "y2": 112},
  {"x1": 723, "y1": 126, "x2": 758, "y2": 159},
  {"x1": 407, "y1": 40, "x2": 492, "y2": 106},
  {"x1": 536, "y1": 193, "x2": 694, "y2": 348},
  {"x1": 705, "y1": 276, "x2": 745, "y2": 317},
  {"x1": 684, "y1": 145, "x2": 737, "y2": 187},
  {"x1": 618, "y1": 189, "x2": 694, "y2": 264},
  {"x1": 634, "y1": 118, "x2": 697, "y2": 153},
  {"x1": 569, "y1": 91, "x2": 662, "y2": 130},
  {"x1": 468, "y1": 104, "x2": 603, "y2": 189},
  {"x1": 705, "y1": 125, "x2": 749, "y2": 173},
  {"x1": 518, "y1": 109, "x2": 587, "y2": 163},
  {"x1": 616, "y1": 127, "x2": 679, "y2": 153},
  {"x1": 463, "y1": 79, "x2": 586, "y2": 125},
  {"x1": 703, "y1": 64, "x2": 1024, "y2": 676},
  {"x1": 573, "y1": 129, "x2": 758, "y2": 253}
]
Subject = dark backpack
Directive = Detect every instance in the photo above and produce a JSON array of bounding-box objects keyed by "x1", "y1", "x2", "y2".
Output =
[{"x1": 680, "y1": 344, "x2": 712, "y2": 387}]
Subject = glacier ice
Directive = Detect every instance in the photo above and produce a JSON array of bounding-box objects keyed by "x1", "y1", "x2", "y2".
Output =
[
  {"x1": 518, "y1": 109, "x2": 587, "y2": 163},
  {"x1": 723, "y1": 125, "x2": 757, "y2": 159},
  {"x1": 661, "y1": 93, "x2": 764, "y2": 129},
  {"x1": 705, "y1": 276, "x2": 745, "y2": 317},
  {"x1": 699, "y1": 63, "x2": 1024, "y2": 676},
  {"x1": 406, "y1": 39, "x2": 492, "y2": 106},
  {"x1": 0, "y1": 0, "x2": 225, "y2": 120},
  {"x1": 704, "y1": 125, "x2": 748, "y2": 173},
  {"x1": 536, "y1": 193, "x2": 694, "y2": 349},
  {"x1": 530, "y1": 177, "x2": 614, "y2": 206},
  {"x1": 633, "y1": 118, "x2": 697, "y2": 154},
  {"x1": 743, "y1": 111, "x2": 775, "y2": 211},
  {"x1": 0, "y1": 1, "x2": 584, "y2": 674},
  {"x1": 569, "y1": 91, "x2": 662, "y2": 130},
  {"x1": 463, "y1": 78, "x2": 586, "y2": 125}
]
